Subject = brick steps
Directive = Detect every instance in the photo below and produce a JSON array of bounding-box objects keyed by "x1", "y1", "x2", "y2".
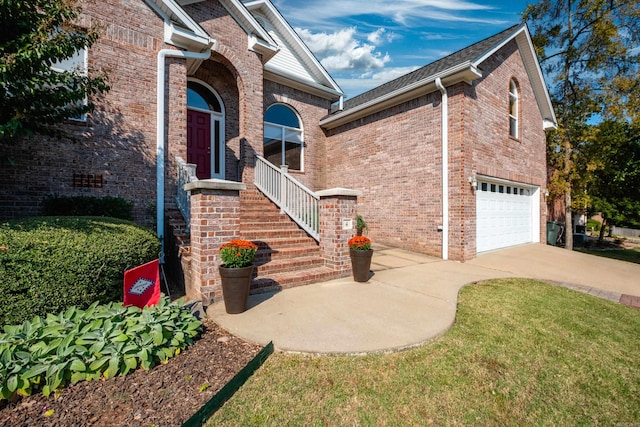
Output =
[
  {"x1": 250, "y1": 266, "x2": 342, "y2": 294},
  {"x1": 239, "y1": 189, "x2": 335, "y2": 294},
  {"x1": 254, "y1": 245, "x2": 320, "y2": 262},
  {"x1": 241, "y1": 228, "x2": 311, "y2": 240},
  {"x1": 254, "y1": 254, "x2": 323, "y2": 275},
  {"x1": 166, "y1": 187, "x2": 347, "y2": 300}
]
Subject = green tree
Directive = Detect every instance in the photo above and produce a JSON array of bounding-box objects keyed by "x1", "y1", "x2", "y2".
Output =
[
  {"x1": 585, "y1": 121, "x2": 640, "y2": 241},
  {"x1": 524, "y1": 0, "x2": 640, "y2": 250},
  {"x1": 0, "y1": 0, "x2": 109, "y2": 140}
]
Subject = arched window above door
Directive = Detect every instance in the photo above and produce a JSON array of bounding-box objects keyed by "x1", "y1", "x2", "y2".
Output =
[
  {"x1": 188, "y1": 81, "x2": 222, "y2": 113},
  {"x1": 264, "y1": 104, "x2": 304, "y2": 171},
  {"x1": 186, "y1": 80, "x2": 225, "y2": 180}
]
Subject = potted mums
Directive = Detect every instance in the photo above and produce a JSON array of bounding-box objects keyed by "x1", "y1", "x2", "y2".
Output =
[
  {"x1": 348, "y1": 235, "x2": 373, "y2": 282},
  {"x1": 218, "y1": 239, "x2": 258, "y2": 314}
]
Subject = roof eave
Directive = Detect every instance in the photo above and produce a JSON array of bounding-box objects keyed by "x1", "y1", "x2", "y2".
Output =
[
  {"x1": 219, "y1": 0, "x2": 279, "y2": 62},
  {"x1": 511, "y1": 26, "x2": 558, "y2": 131},
  {"x1": 248, "y1": 34, "x2": 279, "y2": 62},
  {"x1": 145, "y1": 0, "x2": 211, "y2": 42},
  {"x1": 166, "y1": 23, "x2": 215, "y2": 51},
  {"x1": 264, "y1": 69, "x2": 343, "y2": 101},
  {"x1": 244, "y1": 0, "x2": 343, "y2": 96},
  {"x1": 320, "y1": 64, "x2": 481, "y2": 130}
]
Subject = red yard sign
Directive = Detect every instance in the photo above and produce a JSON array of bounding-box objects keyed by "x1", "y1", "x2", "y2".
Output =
[{"x1": 123, "y1": 259, "x2": 160, "y2": 309}]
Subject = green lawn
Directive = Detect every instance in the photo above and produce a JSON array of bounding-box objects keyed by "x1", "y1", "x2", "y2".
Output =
[
  {"x1": 578, "y1": 246, "x2": 640, "y2": 264},
  {"x1": 208, "y1": 278, "x2": 640, "y2": 426}
]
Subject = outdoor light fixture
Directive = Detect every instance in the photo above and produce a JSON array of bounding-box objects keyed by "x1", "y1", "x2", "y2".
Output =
[
  {"x1": 544, "y1": 189, "x2": 549, "y2": 198},
  {"x1": 468, "y1": 174, "x2": 478, "y2": 190}
]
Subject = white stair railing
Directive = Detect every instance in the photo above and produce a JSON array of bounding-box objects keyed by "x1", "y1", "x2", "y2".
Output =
[
  {"x1": 255, "y1": 154, "x2": 320, "y2": 240},
  {"x1": 176, "y1": 157, "x2": 198, "y2": 233}
]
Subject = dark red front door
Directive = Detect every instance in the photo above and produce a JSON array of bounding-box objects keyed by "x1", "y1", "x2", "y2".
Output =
[{"x1": 187, "y1": 109, "x2": 211, "y2": 179}]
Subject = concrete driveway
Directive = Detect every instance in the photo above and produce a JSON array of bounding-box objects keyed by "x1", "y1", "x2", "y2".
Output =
[
  {"x1": 468, "y1": 243, "x2": 640, "y2": 298},
  {"x1": 206, "y1": 243, "x2": 640, "y2": 355}
]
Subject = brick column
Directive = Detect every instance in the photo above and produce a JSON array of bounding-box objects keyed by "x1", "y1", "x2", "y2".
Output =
[
  {"x1": 317, "y1": 188, "x2": 362, "y2": 273},
  {"x1": 185, "y1": 179, "x2": 246, "y2": 305}
]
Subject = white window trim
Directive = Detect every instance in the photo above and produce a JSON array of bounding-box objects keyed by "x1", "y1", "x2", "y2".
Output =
[
  {"x1": 509, "y1": 79, "x2": 519, "y2": 139},
  {"x1": 263, "y1": 105, "x2": 304, "y2": 172}
]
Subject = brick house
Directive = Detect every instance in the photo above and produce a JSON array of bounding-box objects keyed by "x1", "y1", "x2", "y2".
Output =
[{"x1": 0, "y1": 0, "x2": 556, "y2": 304}]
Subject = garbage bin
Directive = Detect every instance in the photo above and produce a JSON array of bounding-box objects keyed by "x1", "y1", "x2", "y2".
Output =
[{"x1": 546, "y1": 221, "x2": 560, "y2": 245}]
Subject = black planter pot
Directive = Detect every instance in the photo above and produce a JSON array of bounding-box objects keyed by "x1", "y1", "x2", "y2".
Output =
[
  {"x1": 219, "y1": 265, "x2": 254, "y2": 314},
  {"x1": 350, "y1": 249, "x2": 373, "y2": 282}
]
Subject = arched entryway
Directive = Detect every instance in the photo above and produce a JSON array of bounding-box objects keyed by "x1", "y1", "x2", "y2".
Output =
[{"x1": 187, "y1": 79, "x2": 225, "y2": 179}]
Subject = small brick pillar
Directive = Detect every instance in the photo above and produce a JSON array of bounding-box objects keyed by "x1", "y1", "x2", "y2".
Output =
[
  {"x1": 317, "y1": 188, "x2": 362, "y2": 273},
  {"x1": 185, "y1": 179, "x2": 246, "y2": 306}
]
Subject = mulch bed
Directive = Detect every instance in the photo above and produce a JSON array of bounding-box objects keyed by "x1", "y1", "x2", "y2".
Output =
[{"x1": 0, "y1": 320, "x2": 263, "y2": 427}]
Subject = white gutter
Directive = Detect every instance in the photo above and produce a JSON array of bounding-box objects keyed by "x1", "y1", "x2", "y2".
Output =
[
  {"x1": 435, "y1": 77, "x2": 449, "y2": 261},
  {"x1": 157, "y1": 47, "x2": 212, "y2": 262},
  {"x1": 320, "y1": 63, "x2": 481, "y2": 129}
]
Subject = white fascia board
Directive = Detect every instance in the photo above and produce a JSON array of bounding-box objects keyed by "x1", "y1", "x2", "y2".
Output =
[
  {"x1": 515, "y1": 27, "x2": 557, "y2": 130},
  {"x1": 248, "y1": 34, "x2": 279, "y2": 62},
  {"x1": 219, "y1": 0, "x2": 278, "y2": 54},
  {"x1": 244, "y1": 0, "x2": 343, "y2": 95},
  {"x1": 474, "y1": 23, "x2": 557, "y2": 131},
  {"x1": 320, "y1": 64, "x2": 482, "y2": 129},
  {"x1": 166, "y1": 24, "x2": 215, "y2": 51},
  {"x1": 264, "y1": 69, "x2": 343, "y2": 101},
  {"x1": 145, "y1": 0, "x2": 209, "y2": 40},
  {"x1": 145, "y1": 0, "x2": 214, "y2": 54},
  {"x1": 176, "y1": 0, "x2": 205, "y2": 5}
]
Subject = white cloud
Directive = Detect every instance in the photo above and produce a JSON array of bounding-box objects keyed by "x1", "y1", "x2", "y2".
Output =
[
  {"x1": 361, "y1": 66, "x2": 422, "y2": 81},
  {"x1": 367, "y1": 28, "x2": 386, "y2": 45},
  {"x1": 337, "y1": 66, "x2": 422, "y2": 98},
  {"x1": 275, "y1": 0, "x2": 503, "y2": 29},
  {"x1": 296, "y1": 27, "x2": 391, "y2": 72}
]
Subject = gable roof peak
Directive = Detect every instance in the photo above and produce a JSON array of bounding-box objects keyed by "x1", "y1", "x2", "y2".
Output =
[{"x1": 321, "y1": 22, "x2": 556, "y2": 131}]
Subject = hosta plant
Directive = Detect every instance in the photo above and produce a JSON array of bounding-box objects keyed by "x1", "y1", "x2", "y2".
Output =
[{"x1": 0, "y1": 296, "x2": 202, "y2": 401}]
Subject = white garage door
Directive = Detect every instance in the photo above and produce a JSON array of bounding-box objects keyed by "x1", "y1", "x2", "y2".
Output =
[{"x1": 476, "y1": 178, "x2": 539, "y2": 253}]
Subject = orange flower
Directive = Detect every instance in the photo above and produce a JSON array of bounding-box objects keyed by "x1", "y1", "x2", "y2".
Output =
[
  {"x1": 348, "y1": 235, "x2": 371, "y2": 251},
  {"x1": 219, "y1": 239, "x2": 258, "y2": 268}
]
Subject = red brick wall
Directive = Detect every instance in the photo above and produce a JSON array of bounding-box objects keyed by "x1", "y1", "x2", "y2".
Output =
[
  {"x1": 455, "y1": 40, "x2": 547, "y2": 259},
  {"x1": 324, "y1": 40, "x2": 548, "y2": 260},
  {"x1": 0, "y1": 0, "x2": 271, "y2": 224},
  {"x1": 324, "y1": 93, "x2": 444, "y2": 257},
  {"x1": 184, "y1": 0, "x2": 265, "y2": 185},
  {"x1": 0, "y1": 0, "x2": 166, "y2": 225}
]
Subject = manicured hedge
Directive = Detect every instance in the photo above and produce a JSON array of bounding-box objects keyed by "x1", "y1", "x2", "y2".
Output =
[
  {"x1": 0, "y1": 217, "x2": 160, "y2": 325},
  {"x1": 41, "y1": 196, "x2": 134, "y2": 221}
]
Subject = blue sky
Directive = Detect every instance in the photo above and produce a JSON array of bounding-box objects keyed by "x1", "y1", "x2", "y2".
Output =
[{"x1": 272, "y1": 0, "x2": 535, "y2": 99}]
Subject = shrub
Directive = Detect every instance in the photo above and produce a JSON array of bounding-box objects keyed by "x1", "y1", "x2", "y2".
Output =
[
  {"x1": 41, "y1": 195, "x2": 133, "y2": 221},
  {"x1": 587, "y1": 219, "x2": 601, "y2": 232},
  {"x1": 0, "y1": 216, "x2": 159, "y2": 325},
  {"x1": 0, "y1": 297, "x2": 202, "y2": 400}
]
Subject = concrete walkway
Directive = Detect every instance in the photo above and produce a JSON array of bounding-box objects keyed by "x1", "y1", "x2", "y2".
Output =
[{"x1": 206, "y1": 244, "x2": 640, "y2": 355}]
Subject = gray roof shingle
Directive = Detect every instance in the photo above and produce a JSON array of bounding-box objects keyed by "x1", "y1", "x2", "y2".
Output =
[{"x1": 340, "y1": 23, "x2": 524, "y2": 112}]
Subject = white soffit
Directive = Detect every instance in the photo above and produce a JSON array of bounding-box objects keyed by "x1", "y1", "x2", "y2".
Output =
[{"x1": 244, "y1": 0, "x2": 343, "y2": 99}]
